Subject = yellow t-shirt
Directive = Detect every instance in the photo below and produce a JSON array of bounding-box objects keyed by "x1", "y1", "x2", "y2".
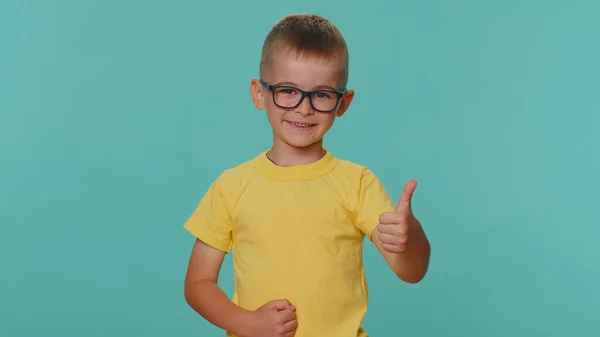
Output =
[{"x1": 183, "y1": 149, "x2": 396, "y2": 337}]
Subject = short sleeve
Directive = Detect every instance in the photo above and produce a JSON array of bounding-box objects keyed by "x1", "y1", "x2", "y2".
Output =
[
  {"x1": 183, "y1": 174, "x2": 233, "y2": 253},
  {"x1": 355, "y1": 168, "x2": 396, "y2": 239}
]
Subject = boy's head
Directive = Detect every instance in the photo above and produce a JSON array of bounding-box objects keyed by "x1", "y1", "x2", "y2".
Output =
[
  {"x1": 251, "y1": 14, "x2": 355, "y2": 150},
  {"x1": 259, "y1": 14, "x2": 349, "y2": 89}
]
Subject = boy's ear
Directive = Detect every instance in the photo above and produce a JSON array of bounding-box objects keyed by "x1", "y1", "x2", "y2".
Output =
[
  {"x1": 250, "y1": 79, "x2": 265, "y2": 110},
  {"x1": 336, "y1": 89, "x2": 355, "y2": 117}
]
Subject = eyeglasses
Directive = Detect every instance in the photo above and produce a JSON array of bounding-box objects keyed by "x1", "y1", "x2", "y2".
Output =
[{"x1": 259, "y1": 79, "x2": 347, "y2": 113}]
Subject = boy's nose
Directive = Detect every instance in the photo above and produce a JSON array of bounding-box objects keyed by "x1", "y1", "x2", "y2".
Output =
[{"x1": 295, "y1": 96, "x2": 315, "y2": 116}]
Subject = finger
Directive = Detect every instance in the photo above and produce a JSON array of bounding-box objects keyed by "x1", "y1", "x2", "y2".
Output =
[
  {"x1": 377, "y1": 222, "x2": 391, "y2": 235},
  {"x1": 379, "y1": 231, "x2": 408, "y2": 246},
  {"x1": 396, "y1": 180, "x2": 417, "y2": 213},
  {"x1": 272, "y1": 299, "x2": 295, "y2": 311},
  {"x1": 383, "y1": 242, "x2": 406, "y2": 254},
  {"x1": 379, "y1": 211, "x2": 404, "y2": 225},
  {"x1": 377, "y1": 222, "x2": 408, "y2": 236},
  {"x1": 377, "y1": 223, "x2": 396, "y2": 236},
  {"x1": 278, "y1": 309, "x2": 297, "y2": 323},
  {"x1": 384, "y1": 221, "x2": 409, "y2": 233},
  {"x1": 378, "y1": 232, "x2": 397, "y2": 245},
  {"x1": 283, "y1": 318, "x2": 298, "y2": 333}
]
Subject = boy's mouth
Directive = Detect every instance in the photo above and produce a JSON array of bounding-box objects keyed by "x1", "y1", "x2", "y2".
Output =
[{"x1": 285, "y1": 121, "x2": 317, "y2": 129}]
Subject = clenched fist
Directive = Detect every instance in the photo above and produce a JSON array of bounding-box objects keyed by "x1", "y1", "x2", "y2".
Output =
[
  {"x1": 377, "y1": 180, "x2": 420, "y2": 254},
  {"x1": 245, "y1": 299, "x2": 298, "y2": 337}
]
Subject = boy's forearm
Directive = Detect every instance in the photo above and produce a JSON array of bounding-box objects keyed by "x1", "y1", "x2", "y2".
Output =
[
  {"x1": 185, "y1": 279, "x2": 252, "y2": 335},
  {"x1": 391, "y1": 223, "x2": 431, "y2": 283}
]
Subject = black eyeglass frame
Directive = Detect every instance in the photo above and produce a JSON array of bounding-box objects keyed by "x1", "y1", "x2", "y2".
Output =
[{"x1": 259, "y1": 78, "x2": 347, "y2": 113}]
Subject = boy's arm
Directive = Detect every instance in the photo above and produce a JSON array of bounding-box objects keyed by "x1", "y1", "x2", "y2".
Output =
[
  {"x1": 184, "y1": 239, "x2": 252, "y2": 335},
  {"x1": 370, "y1": 180, "x2": 431, "y2": 283}
]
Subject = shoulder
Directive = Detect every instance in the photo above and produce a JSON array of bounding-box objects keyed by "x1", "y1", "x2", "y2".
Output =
[
  {"x1": 336, "y1": 158, "x2": 368, "y2": 172},
  {"x1": 209, "y1": 152, "x2": 262, "y2": 191},
  {"x1": 333, "y1": 156, "x2": 380, "y2": 183},
  {"x1": 330, "y1": 155, "x2": 391, "y2": 200},
  {"x1": 217, "y1": 159, "x2": 255, "y2": 180}
]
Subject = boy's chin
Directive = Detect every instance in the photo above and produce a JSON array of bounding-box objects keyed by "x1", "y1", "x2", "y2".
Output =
[
  {"x1": 271, "y1": 127, "x2": 327, "y2": 149},
  {"x1": 276, "y1": 134, "x2": 324, "y2": 149},
  {"x1": 285, "y1": 138, "x2": 324, "y2": 149}
]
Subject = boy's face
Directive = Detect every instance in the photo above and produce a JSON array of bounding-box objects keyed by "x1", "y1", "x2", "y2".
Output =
[{"x1": 251, "y1": 49, "x2": 354, "y2": 150}]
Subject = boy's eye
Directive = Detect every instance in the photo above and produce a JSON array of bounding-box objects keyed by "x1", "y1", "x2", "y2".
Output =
[
  {"x1": 279, "y1": 88, "x2": 299, "y2": 95},
  {"x1": 314, "y1": 91, "x2": 334, "y2": 99}
]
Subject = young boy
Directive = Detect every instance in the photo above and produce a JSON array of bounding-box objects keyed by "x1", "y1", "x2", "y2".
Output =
[{"x1": 183, "y1": 13, "x2": 431, "y2": 337}]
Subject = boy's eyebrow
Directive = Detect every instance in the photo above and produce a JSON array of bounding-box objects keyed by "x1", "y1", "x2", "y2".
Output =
[{"x1": 274, "y1": 81, "x2": 339, "y2": 92}]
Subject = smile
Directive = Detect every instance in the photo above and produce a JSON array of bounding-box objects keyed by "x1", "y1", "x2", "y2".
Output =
[{"x1": 286, "y1": 121, "x2": 317, "y2": 128}]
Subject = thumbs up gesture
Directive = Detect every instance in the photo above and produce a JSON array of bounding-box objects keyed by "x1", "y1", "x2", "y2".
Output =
[{"x1": 376, "y1": 180, "x2": 420, "y2": 254}]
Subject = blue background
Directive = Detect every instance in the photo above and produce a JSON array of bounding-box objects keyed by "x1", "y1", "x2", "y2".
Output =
[{"x1": 1, "y1": 1, "x2": 599, "y2": 336}]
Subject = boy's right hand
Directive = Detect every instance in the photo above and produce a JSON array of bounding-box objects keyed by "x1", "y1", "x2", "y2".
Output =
[{"x1": 244, "y1": 299, "x2": 298, "y2": 337}]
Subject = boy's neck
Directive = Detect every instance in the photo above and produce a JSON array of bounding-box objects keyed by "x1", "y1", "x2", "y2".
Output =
[{"x1": 267, "y1": 141, "x2": 327, "y2": 167}]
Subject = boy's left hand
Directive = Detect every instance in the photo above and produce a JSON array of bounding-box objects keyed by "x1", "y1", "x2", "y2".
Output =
[{"x1": 376, "y1": 180, "x2": 420, "y2": 254}]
